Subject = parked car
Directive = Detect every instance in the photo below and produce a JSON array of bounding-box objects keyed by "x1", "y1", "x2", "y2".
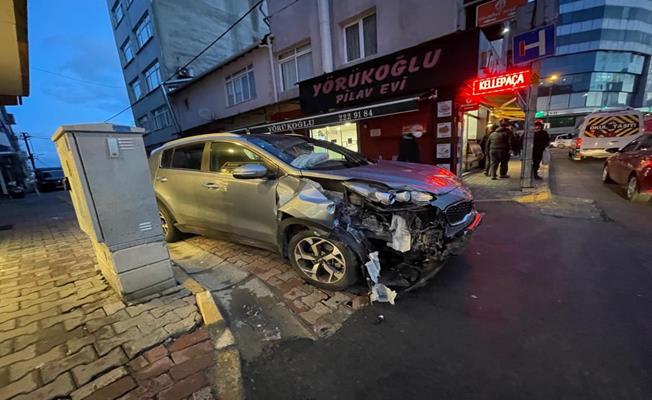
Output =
[
  {"x1": 35, "y1": 168, "x2": 65, "y2": 191},
  {"x1": 149, "y1": 133, "x2": 482, "y2": 291},
  {"x1": 602, "y1": 133, "x2": 652, "y2": 202},
  {"x1": 570, "y1": 109, "x2": 644, "y2": 160},
  {"x1": 550, "y1": 133, "x2": 575, "y2": 149}
]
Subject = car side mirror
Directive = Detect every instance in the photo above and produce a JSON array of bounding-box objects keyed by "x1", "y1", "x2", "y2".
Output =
[
  {"x1": 232, "y1": 163, "x2": 269, "y2": 179},
  {"x1": 605, "y1": 147, "x2": 620, "y2": 154}
]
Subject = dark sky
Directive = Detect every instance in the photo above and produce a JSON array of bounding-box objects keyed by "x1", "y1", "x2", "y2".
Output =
[{"x1": 9, "y1": 0, "x2": 133, "y2": 167}]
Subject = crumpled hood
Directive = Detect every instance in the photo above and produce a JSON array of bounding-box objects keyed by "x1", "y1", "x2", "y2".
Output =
[{"x1": 301, "y1": 160, "x2": 463, "y2": 195}]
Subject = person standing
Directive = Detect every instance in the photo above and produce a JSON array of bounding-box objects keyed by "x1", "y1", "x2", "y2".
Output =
[
  {"x1": 532, "y1": 121, "x2": 551, "y2": 179},
  {"x1": 397, "y1": 126, "x2": 423, "y2": 163},
  {"x1": 481, "y1": 124, "x2": 497, "y2": 175},
  {"x1": 487, "y1": 119, "x2": 513, "y2": 180}
]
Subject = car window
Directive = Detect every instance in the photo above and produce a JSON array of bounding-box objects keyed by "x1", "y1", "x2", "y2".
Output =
[
  {"x1": 209, "y1": 142, "x2": 263, "y2": 173},
  {"x1": 636, "y1": 135, "x2": 652, "y2": 150},
  {"x1": 160, "y1": 149, "x2": 173, "y2": 168},
  {"x1": 244, "y1": 135, "x2": 370, "y2": 170},
  {"x1": 170, "y1": 143, "x2": 204, "y2": 170},
  {"x1": 620, "y1": 138, "x2": 640, "y2": 153}
]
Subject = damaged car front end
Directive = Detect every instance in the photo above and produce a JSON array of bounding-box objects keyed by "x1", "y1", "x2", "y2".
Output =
[{"x1": 293, "y1": 167, "x2": 482, "y2": 303}]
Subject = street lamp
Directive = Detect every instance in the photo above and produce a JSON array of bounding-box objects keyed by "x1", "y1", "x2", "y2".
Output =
[{"x1": 546, "y1": 74, "x2": 560, "y2": 125}]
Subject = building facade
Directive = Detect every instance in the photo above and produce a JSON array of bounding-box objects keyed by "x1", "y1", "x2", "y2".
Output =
[
  {"x1": 539, "y1": 0, "x2": 652, "y2": 134},
  {"x1": 0, "y1": 106, "x2": 28, "y2": 196},
  {"x1": 170, "y1": 0, "x2": 483, "y2": 170},
  {"x1": 106, "y1": 0, "x2": 268, "y2": 149}
]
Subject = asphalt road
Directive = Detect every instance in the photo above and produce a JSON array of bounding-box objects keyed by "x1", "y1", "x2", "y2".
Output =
[
  {"x1": 243, "y1": 154, "x2": 652, "y2": 400},
  {"x1": 549, "y1": 148, "x2": 652, "y2": 234}
]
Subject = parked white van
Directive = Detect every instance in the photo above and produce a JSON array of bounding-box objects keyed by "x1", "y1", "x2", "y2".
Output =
[{"x1": 569, "y1": 109, "x2": 644, "y2": 160}]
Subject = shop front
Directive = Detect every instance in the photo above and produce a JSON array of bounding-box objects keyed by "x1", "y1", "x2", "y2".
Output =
[{"x1": 242, "y1": 30, "x2": 483, "y2": 174}]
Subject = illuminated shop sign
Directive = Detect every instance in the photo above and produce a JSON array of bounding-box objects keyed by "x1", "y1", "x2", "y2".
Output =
[{"x1": 471, "y1": 70, "x2": 531, "y2": 95}]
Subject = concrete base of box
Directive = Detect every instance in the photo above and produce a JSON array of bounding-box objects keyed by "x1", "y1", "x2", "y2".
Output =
[{"x1": 93, "y1": 240, "x2": 176, "y2": 301}]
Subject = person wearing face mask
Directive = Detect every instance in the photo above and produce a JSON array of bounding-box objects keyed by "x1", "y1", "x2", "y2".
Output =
[{"x1": 397, "y1": 125, "x2": 423, "y2": 163}]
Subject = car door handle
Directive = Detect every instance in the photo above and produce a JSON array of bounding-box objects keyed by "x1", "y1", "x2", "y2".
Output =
[
  {"x1": 156, "y1": 177, "x2": 168, "y2": 182},
  {"x1": 202, "y1": 182, "x2": 220, "y2": 190}
]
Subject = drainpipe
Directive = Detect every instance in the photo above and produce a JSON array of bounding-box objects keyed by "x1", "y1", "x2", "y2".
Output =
[
  {"x1": 262, "y1": 35, "x2": 279, "y2": 103},
  {"x1": 317, "y1": 0, "x2": 333, "y2": 73}
]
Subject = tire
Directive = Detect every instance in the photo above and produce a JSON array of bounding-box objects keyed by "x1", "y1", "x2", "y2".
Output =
[
  {"x1": 158, "y1": 204, "x2": 183, "y2": 242},
  {"x1": 626, "y1": 175, "x2": 645, "y2": 202},
  {"x1": 287, "y1": 230, "x2": 359, "y2": 291},
  {"x1": 601, "y1": 164, "x2": 613, "y2": 183}
]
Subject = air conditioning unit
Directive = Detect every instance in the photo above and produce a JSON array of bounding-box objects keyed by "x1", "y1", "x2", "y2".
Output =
[{"x1": 177, "y1": 67, "x2": 194, "y2": 78}]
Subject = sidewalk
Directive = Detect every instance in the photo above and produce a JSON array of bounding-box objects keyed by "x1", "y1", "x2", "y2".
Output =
[
  {"x1": 463, "y1": 157, "x2": 550, "y2": 202},
  {"x1": 0, "y1": 193, "x2": 213, "y2": 400}
]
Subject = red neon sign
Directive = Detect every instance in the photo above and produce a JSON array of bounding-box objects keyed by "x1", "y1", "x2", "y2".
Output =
[{"x1": 472, "y1": 70, "x2": 531, "y2": 95}]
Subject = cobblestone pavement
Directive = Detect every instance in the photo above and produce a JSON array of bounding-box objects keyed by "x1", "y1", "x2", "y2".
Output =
[
  {"x1": 181, "y1": 235, "x2": 369, "y2": 338},
  {"x1": 0, "y1": 193, "x2": 213, "y2": 400}
]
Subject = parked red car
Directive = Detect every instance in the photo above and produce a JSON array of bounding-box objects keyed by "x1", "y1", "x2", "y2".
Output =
[{"x1": 602, "y1": 133, "x2": 652, "y2": 202}]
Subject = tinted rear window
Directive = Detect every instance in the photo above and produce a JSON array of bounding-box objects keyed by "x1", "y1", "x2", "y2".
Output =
[
  {"x1": 170, "y1": 143, "x2": 204, "y2": 170},
  {"x1": 160, "y1": 149, "x2": 173, "y2": 168}
]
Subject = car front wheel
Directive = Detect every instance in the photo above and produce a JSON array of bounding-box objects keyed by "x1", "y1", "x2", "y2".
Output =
[{"x1": 288, "y1": 230, "x2": 359, "y2": 291}]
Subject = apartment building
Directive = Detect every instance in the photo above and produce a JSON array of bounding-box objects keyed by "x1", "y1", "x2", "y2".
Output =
[{"x1": 106, "y1": 0, "x2": 268, "y2": 149}]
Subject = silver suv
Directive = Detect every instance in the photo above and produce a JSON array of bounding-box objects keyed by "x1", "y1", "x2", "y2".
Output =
[{"x1": 149, "y1": 133, "x2": 481, "y2": 292}]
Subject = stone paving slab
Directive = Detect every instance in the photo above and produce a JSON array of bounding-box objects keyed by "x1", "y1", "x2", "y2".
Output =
[
  {"x1": 174, "y1": 235, "x2": 369, "y2": 339},
  {"x1": 0, "y1": 193, "x2": 213, "y2": 399}
]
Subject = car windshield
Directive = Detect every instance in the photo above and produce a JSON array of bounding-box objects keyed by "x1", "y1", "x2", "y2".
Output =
[{"x1": 244, "y1": 134, "x2": 372, "y2": 170}]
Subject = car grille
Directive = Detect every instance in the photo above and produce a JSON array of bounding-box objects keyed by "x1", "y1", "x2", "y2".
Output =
[{"x1": 445, "y1": 201, "x2": 473, "y2": 225}]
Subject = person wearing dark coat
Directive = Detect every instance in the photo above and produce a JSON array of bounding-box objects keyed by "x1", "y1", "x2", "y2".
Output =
[
  {"x1": 397, "y1": 130, "x2": 422, "y2": 163},
  {"x1": 532, "y1": 121, "x2": 551, "y2": 179},
  {"x1": 487, "y1": 120, "x2": 513, "y2": 180},
  {"x1": 481, "y1": 124, "x2": 497, "y2": 175}
]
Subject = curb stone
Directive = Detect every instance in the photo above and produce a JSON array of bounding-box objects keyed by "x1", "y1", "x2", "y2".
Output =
[{"x1": 179, "y1": 267, "x2": 244, "y2": 400}]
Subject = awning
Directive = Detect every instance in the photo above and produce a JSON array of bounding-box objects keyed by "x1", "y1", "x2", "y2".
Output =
[
  {"x1": 0, "y1": 0, "x2": 29, "y2": 105},
  {"x1": 477, "y1": 92, "x2": 525, "y2": 120},
  {"x1": 237, "y1": 96, "x2": 421, "y2": 134}
]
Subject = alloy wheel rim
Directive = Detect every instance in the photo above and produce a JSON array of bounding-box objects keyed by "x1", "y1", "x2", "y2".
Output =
[
  {"x1": 602, "y1": 166, "x2": 609, "y2": 181},
  {"x1": 627, "y1": 178, "x2": 637, "y2": 199},
  {"x1": 294, "y1": 237, "x2": 346, "y2": 284},
  {"x1": 159, "y1": 212, "x2": 169, "y2": 235}
]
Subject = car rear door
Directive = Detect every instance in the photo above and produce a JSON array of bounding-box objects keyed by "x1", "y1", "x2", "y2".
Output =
[
  {"x1": 609, "y1": 138, "x2": 641, "y2": 184},
  {"x1": 198, "y1": 141, "x2": 279, "y2": 245},
  {"x1": 154, "y1": 142, "x2": 208, "y2": 229}
]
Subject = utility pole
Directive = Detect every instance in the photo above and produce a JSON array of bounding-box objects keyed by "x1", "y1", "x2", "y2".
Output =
[
  {"x1": 21, "y1": 132, "x2": 37, "y2": 172},
  {"x1": 521, "y1": 61, "x2": 540, "y2": 189}
]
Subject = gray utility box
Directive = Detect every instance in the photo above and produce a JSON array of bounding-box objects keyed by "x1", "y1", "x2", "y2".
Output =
[{"x1": 52, "y1": 124, "x2": 175, "y2": 300}]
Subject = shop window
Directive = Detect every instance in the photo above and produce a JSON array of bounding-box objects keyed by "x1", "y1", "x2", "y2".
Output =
[
  {"x1": 226, "y1": 65, "x2": 256, "y2": 106},
  {"x1": 170, "y1": 143, "x2": 204, "y2": 170},
  {"x1": 310, "y1": 123, "x2": 359, "y2": 153},
  {"x1": 112, "y1": 1, "x2": 124, "y2": 26},
  {"x1": 144, "y1": 61, "x2": 161, "y2": 92},
  {"x1": 279, "y1": 43, "x2": 313, "y2": 91},
  {"x1": 130, "y1": 78, "x2": 143, "y2": 100},
  {"x1": 135, "y1": 13, "x2": 153, "y2": 48},
  {"x1": 152, "y1": 106, "x2": 172, "y2": 130},
  {"x1": 344, "y1": 13, "x2": 377, "y2": 62}
]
